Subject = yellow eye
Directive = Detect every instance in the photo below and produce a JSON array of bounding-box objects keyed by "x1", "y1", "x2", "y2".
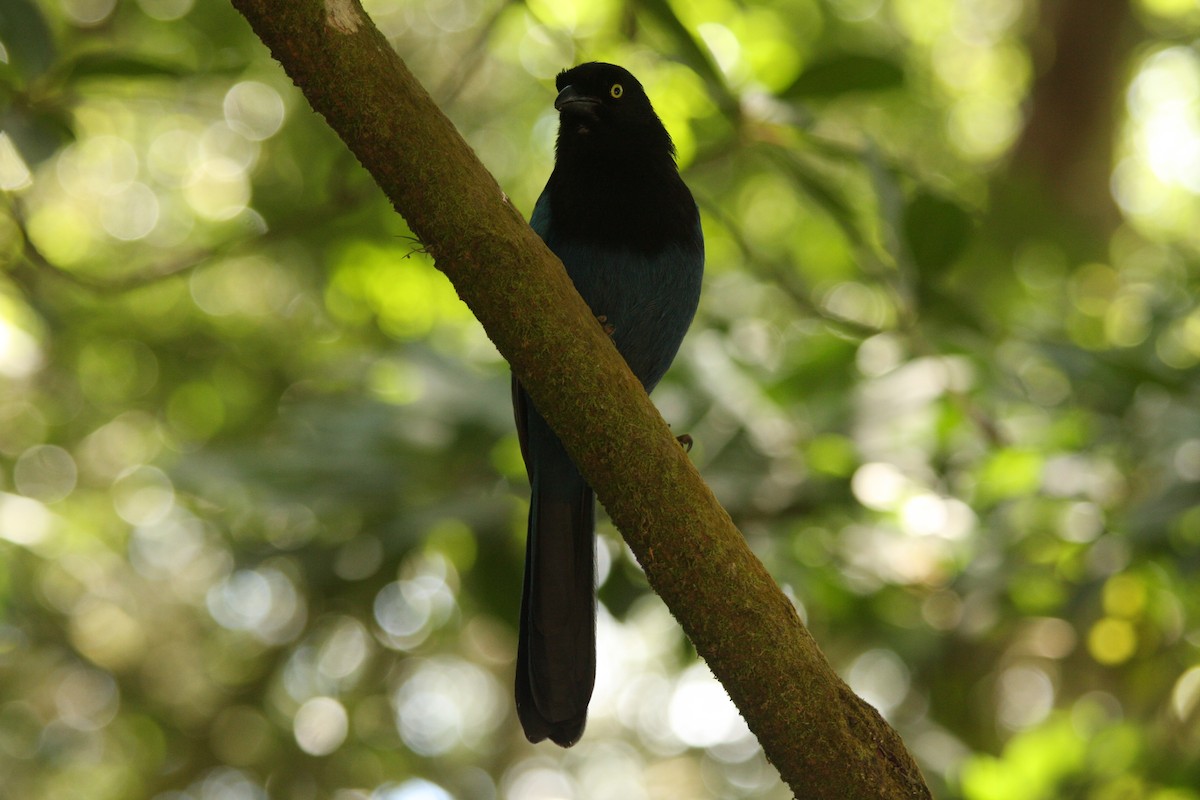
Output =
[{"x1": 610, "y1": 83, "x2": 623, "y2": 99}]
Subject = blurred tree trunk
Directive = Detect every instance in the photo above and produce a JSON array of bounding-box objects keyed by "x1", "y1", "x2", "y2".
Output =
[
  {"x1": 1008, "y1": 0, "x2": 1137, "y2": 232},
  {"x1": 231, "y1": 1, "x2": 932, "y2": 797}
]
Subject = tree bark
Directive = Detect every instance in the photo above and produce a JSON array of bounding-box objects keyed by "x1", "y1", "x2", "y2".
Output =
[
  {"x1": 1009, "y1": 0, "x2": 1135, "y2": 231},
  {"x1": 228, "y1": 1, "x2": 931, "y2": 797}
]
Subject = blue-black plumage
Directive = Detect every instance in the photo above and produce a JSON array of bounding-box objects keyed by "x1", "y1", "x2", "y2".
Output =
[{"x1": 514, "y1": 62, "x2": 704, "y2": 746}]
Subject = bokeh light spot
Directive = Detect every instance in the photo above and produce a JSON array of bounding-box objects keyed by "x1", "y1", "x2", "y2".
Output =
[
  {"x1": 1103, "y1": 574, "x2": 1147, "y2": 619},
  {"x1": 392, "y1": 658, "x2": 503, "y2": 755},
  {"x1": 70, "y1": 597, "x2": 146, "y2": 670},
  {"x1": 0, "y1": 134, "x2": 32, "y2": 190},
  {"x1": 224, "y1": 82, "x2": 286, "y2": 141},
  {"x1": 293, "y1": 696, "x2": 349, "y2": 756},
  {"x1": 317, "y1": 616, "x2": 372, "y2": 683},
  {"x1": 1088, "y1": 618, "x2": 1138, "y2": 665},
  {"x1": 100, "y1": 182, "x2": 160, "y2": 241},
  {"x1": 851, "y1": 462, "x2": 908, "y2": 511},
  {"x1": 372, "y1": 779, "x2": 454, "y2": 800},
  {"x1": 504, "y1": 766, "x2": 575, "y2": 800},
  {"x1": 996, "y1": 665, "x2": 1054, "y2": 731},
  {"x1": 667, "y1": 663, "x2": 751, "y2": 748},
  {"x1": 0, "y1": 493, "x2": 53, "y2": 546},
  {"x1": 207, "y1": 568, "x2": 305, "y2": 644},
  {"x1": 14, "y1": 444, "x2": 77, "y2": 504},
  {"x1": 372, "y1": 556, "x2": 457, "y2": 650},
  {"x1": 1171, "y1": 666, "x2": 1200, "y2": 720},
  {"x1": 112, "y1": 465, "x2": 176, "y2": 526},
  {"x1": 0, "y1": 315, "x2": 41, "y2": 379},
  {"x1": 184, "y1": 157, "x2": 250, "y2": 221},
  {"x1": 54, "y1": 665, "x2": 119, "y2": 731},
  {"x1": 847, "y1": 649, "x2": 911, "y2": 716},
  {"x1": 61, "y1": 0, "x2": 117, "y2": 26}
]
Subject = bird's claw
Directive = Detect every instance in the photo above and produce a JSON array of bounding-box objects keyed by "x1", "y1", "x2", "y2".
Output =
[
  {"x1": 676, "y1": 434, "x2": 694, "y2": 452},
  {"x1": 596, "y1": 315, "x2": 616, "y2": 337}
]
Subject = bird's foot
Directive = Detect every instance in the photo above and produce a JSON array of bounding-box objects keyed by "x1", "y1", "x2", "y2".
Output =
[
  {"x1": 596, "y1": 315, "x2": 616, "y2": 337},
  {"x1": 676, "y1": 434, "x2": 694, "y2": 452}
]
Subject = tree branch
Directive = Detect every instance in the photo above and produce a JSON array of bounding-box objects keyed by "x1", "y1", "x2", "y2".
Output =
[{"x1": 228, "y1": 1, "x2": 931, "y2": 796}]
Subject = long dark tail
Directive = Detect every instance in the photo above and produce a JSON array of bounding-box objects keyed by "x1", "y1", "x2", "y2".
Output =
[{"x1": 513, "y1": 384, "x2": 596, "y2": 746}]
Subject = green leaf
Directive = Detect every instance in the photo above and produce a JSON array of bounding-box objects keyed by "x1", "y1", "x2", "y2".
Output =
[
  {"x1": 903, "y1": 191, "x2": 973, "y2": 275},
  {"x1": 783, "y1": 55, "x2": 904, "y2": 99},
  {"x1": 62, "y1": 53, "x2": 190, "y2": 82},
  {"x1": 0, "y1": 0, "x2": 56, "y2": 82},
  {"x1": 0, "y1": 105, "x2": 74, "y2": 167}
]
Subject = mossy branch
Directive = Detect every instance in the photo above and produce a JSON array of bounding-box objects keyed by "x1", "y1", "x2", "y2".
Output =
[{"x1": 229, "y1": 1, "x2": 931, "y2": 796}]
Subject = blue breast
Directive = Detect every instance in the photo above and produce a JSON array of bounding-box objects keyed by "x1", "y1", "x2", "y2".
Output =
[{"x1": 530, "y1": 189, "x2": 704, "y2": 393}]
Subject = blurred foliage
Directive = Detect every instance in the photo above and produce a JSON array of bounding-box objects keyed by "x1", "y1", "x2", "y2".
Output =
[{"x1": 2, "y1": 0, "x2": 1200, "y2": 798}]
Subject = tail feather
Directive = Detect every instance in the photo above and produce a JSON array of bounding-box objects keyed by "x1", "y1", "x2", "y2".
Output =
[{"x1": 513, "y1": 384, "x2": 597, "y2": 746}]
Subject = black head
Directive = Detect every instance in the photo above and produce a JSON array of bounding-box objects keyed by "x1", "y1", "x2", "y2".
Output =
[{"x1": 552, "y1": 62, "x2": 675, "y2": 161}]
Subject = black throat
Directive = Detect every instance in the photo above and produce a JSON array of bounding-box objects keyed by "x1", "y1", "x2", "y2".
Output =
[{"x1": 548, "y1": 129, "x2": 698, "y2": 254}]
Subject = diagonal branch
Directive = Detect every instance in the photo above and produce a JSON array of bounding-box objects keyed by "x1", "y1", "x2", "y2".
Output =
[{"x1": 229, "y1": 1, "x2": 931, "y2": 796}]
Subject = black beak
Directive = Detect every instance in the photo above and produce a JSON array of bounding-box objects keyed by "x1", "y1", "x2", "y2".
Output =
[{"x1": 554, "y1": 85, "x2": 600, "y2": 118}]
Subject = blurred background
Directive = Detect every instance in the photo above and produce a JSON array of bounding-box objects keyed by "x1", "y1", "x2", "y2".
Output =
[{"x1": 1, "y1": 0, "x2": 1199, "y2": 797}]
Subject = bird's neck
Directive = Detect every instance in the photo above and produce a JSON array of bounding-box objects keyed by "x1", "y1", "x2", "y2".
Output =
[{"x1": 547, "y1": 143, "x2": 693, "y2": 252}]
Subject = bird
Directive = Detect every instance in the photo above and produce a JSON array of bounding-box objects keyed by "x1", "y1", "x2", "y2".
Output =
[{"x1": 513, "y1": 62, "x2": 705, "y2": 747}]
